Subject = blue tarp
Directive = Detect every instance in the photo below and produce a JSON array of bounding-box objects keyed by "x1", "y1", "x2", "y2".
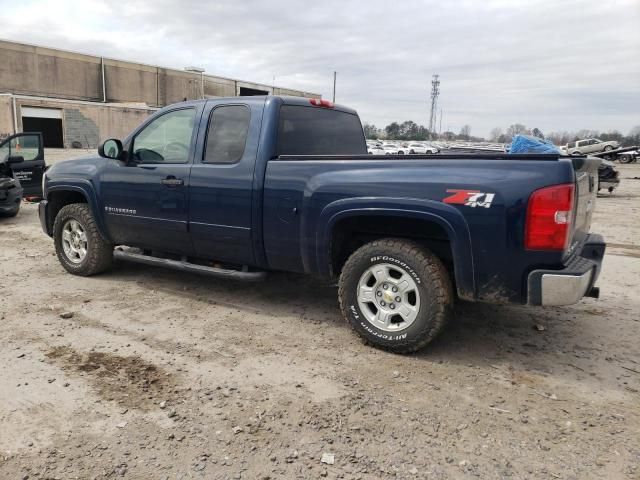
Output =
[{"x1": 508, "y1": 135, "x2": 560, "y2": 154}]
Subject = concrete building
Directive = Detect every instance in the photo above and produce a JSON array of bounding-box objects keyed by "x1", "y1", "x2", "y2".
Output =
[{"x1": 0, "y1": 39, "x2": 319, "y2": 148}]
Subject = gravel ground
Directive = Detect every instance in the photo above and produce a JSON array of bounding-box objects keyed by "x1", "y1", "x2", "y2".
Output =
[{"x1": 1, "y1": 163, "x2": 639, "y2": 479}]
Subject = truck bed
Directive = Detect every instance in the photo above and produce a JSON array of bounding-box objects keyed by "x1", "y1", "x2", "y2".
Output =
[{"x1": 263, "y1": 154, "x2": 599, "y2": 304}]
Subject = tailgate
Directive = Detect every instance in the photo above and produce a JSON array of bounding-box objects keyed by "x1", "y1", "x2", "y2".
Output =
[{"x1": 568, "y1": 157, "x2": 600, "y2": 257}]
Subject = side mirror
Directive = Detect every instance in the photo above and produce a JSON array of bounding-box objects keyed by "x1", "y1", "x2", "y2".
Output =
[
  {"x1": 98, "y1": 139, "x2": 123, "y2": 160},
  {"x1": 8, "y1": 155, "x2": 24, "y2": 164}
]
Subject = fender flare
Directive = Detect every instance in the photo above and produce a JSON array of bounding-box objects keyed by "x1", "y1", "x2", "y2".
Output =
[
  {"x1": 46, "y1": 181, "x2": 111, "y2": 242},
  {"x1": 314, "y1": 197, "x2": 476, "y2": 300}
]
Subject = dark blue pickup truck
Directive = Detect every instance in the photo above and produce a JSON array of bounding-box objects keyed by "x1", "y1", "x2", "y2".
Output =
[{"x1": 39, "y1": 95, "x2": 605, "y2": 353}]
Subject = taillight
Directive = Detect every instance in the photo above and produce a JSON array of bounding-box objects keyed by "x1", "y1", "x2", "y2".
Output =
[
  {"x1": 525, "y1": 183, "x2": 575, "y2": 251},
  {"x1": 309, "y1": 98, "x2": 334, "y2": 108}
]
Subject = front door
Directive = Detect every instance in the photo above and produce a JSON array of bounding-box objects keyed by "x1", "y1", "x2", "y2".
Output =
[
  {"x1": 0, "y1": 132, "x2": 45, "y2": 197},
  {"x1": 100, "y1": 107, "x2": 201, "y2": 254}
]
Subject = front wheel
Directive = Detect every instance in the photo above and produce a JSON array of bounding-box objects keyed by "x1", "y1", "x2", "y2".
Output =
[
  {"x1": 604, "y1": 145, "x2": 614, "y2": 152},
  {"x1": 53, "y1": 203, "x2": 113, "y2": 276},
  {"x1": 338, "y1": 239, "x2": 453, "y2": 353}
]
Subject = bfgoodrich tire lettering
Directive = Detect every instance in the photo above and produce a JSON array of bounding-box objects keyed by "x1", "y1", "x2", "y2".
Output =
[
  {"x1": 53, "y1": 203, "x2": 113, "y2": 276},
  {"x1": 338, "y1": 238, "x2": 453, "y2": 353}
]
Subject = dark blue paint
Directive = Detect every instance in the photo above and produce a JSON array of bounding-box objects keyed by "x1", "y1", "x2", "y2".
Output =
[{"x1": 40, "y1": 96, "x2": 597, "y2": 305}]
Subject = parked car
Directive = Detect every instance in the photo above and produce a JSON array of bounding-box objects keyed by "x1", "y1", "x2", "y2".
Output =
[
  {"x1": 0, "y1": 155, "x2": 24, "y2": 217},
  {"x1": 565, "y1": 138, "x2": 619, "y2": 156},
  {"x1": 381, "y1": 144, "x2": 404, "y2": 155},
  {"x1": 406, "y1": 143, "x2": 439, "y2": 154},
  {"x1": 367, "y1": 145, "x2": 385, "y2": 155},
  {"x1": 39, "y1": 95, "x2": 605, "y2": 353}
]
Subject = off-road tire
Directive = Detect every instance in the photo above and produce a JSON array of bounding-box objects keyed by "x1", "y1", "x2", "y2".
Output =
[
  {"x1": 53, "y1": 203, "x2": 113, "y2": 276},
  {"x1": 338, "y1": 238, "x2": 453, "y2": 353}
]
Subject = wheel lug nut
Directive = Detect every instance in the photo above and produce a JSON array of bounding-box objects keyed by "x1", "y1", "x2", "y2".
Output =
[
  {"x1": 390, "y1": 303, "x2": 395, "y2": 309},
  {"x1": 376, "y1": 291, "x2": 382, "y2": 297},
  {"x1": 392, "y1": 286, "x2": 398, "y2": 292},
  {"x1": 395, "y1": 296, "x2": 401, "y2": 302},
  {"x1": 383, "y1": 284, "x2": 388, "y2": 290},
  {"x1": 380, "y1": 301, "x2": 386, "y2": 307}
]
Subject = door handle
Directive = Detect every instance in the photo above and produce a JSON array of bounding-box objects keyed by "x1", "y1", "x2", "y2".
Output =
[{"x1": 161, "y1": 176, "x2": 184, "y2": 186}]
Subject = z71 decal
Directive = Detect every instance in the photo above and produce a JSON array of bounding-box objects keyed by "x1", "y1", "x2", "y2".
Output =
[{"x1": 443, "y1": 189, "x2": 495, "y2": 208}]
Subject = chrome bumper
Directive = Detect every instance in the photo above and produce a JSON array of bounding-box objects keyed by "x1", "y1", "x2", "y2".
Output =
[{"x1": 528, "y1": 234, "x2": 605, "y2": 306}]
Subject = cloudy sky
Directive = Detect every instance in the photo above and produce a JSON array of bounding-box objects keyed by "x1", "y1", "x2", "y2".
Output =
[{"x1": 1, "y1": 0, "x2": 639, "y2": 137}]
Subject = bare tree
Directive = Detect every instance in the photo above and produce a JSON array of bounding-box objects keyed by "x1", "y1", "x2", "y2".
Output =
[
  {"x1": 489, "y1": 128, "x2": 503, "y2": 142},
  {"x1": 459, "y1": 125, "x2": 471, "y2": 140},
  {"x1": 506, "y1": 124, "x2": 528, "y2": 136}
]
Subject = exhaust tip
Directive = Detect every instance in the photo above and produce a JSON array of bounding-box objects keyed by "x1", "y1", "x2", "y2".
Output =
[{"x1": 586, "y1": 286, "x2": 600, "y2": 299}]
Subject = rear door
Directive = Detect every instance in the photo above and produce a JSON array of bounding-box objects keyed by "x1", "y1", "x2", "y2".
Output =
[
  {"x1": 188, "y1": 100, "x2": 262, "y2": 264},
  {"x1": 0, "y1": 133, "x2": 45, "y2": 197}
]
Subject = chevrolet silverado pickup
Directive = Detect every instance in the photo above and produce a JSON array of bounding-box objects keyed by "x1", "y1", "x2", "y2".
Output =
[{"x1": 39, "y1": 96, "x2": 605, "y2": 353}]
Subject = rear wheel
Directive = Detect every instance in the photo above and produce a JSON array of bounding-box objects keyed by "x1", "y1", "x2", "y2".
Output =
[
  {"x1": 53, "y1": 203, "x2": 113, "y2": 276},
  {"x1": 604, "y1": 145, "x2": 614, "y2": 152},
  {"x1": 338, "y1": 239, "x2": 453, "y2": 353}
]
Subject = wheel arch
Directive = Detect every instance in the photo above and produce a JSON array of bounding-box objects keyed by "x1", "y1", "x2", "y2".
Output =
[
  {"x1": 315, "y1": 198, "x2": 476, "y2": 300},
  {"x1": 45, "y1": 183, "x2": 110, "y2": 241}
]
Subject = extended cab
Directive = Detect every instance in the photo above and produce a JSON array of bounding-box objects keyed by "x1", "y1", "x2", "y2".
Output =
[{"x1": 39, "y1": 96, "x2": 605, "y2": 353}]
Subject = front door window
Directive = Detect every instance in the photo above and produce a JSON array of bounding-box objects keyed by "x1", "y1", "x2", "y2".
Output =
[{"x1": 132, "y1": 109, "x2": 196, "y2": 164}]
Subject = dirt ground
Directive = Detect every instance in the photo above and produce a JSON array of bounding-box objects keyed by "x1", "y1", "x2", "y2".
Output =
[{"x1": 1, "y1": 163, "x2": 639, "y2": 480}]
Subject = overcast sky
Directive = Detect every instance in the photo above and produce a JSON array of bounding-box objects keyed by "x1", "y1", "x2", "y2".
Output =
[{"x1": 1, "y1": 0, "x2": 639, "y2": 137}]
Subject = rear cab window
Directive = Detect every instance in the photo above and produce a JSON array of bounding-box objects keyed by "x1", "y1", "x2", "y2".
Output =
[{"x1": 277, "y1": 105, "x2": 367, "y2": 156}]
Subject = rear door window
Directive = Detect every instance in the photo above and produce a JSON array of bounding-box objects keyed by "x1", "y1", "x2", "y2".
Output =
[
  {"x1": 277, "y1": 105, "x2": 367, "y2": 156},
  {"x1": 204, "y1": 105, "x2": 250, "y2": 164}
]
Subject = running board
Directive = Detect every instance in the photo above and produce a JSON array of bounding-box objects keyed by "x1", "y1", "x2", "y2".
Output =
[{"x1": 113, "y1": 248, "x2": 267, "y2": 282}]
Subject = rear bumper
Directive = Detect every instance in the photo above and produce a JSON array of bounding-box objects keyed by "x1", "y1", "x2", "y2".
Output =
[{"x1": 527, "y1": 234, "x2": 605, "y2": 306}]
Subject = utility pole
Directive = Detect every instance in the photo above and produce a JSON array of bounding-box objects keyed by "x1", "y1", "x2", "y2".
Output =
[
  {"x1": 332, "y1": 71, "x2": 337, "y2": 103},
  {"x1": 428, "y1": 74, "x2": 440, "y2": 138},
  {"x1": 439, "y1": 108, "x2": 442, "y2": 136}
]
